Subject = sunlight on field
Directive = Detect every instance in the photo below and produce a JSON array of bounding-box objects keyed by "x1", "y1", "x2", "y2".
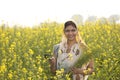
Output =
[{"x1": 0, "y1": 21, "x2": 120, "y2": 80}]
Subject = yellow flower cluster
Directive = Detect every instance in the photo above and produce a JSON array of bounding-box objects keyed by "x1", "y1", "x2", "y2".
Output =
[
  {"x1": 0, "y1": 64, "x2": 6, "y2": 73},
  {"x1": 0, "y1": 22, "x2": 119, "y2": 79},
  {"x1": 83, "y1": 68, "x2": 91, "y2": 75}
]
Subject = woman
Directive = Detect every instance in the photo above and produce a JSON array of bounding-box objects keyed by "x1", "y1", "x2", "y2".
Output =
[{"x1": 49, "y1": 21, "x2": 94, "y2": 80}]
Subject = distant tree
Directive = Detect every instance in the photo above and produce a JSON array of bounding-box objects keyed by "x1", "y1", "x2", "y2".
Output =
[
  {"x1": 84, "y1": 16, "x2": 97, "y2": 26},
  {"x1": 108, "y1": 14, "x2": 120, "y2": 24},
  {"x1": 85, "y1": 16, "x2": 97, "y2": 22},
  {"x1": 71, "y1": 14, "x2": 83, "y2": 25},
  {"x1": 98, "y1": 17, "x2": 108, "y2": 25}
]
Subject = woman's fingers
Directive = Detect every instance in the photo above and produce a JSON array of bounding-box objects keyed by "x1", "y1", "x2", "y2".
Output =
[
  {"x1": 71, "y1": 67, "x2": 77, "y2": 74},
  {"x1": 49, "y1": 57, "x2": 56, "y2": 65}
]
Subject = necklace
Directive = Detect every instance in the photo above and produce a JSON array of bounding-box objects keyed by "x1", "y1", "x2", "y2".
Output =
[
  {"x1": 65, "y1": 41, "x2": 77, "y2": 53},
  {"x1": 66, "y1": 45, "x2": 72, "y2": 53},
  {"x1": 66, "y1": 48, "x2": 71, "y2": 53}
]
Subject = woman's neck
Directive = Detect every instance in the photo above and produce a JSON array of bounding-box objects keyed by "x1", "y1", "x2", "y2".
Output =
[{"x1": 67, "y1": 39, "x2": 77, "y2": 47}]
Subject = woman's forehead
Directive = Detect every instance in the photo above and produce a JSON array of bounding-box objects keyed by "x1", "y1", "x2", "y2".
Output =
[{"x1": 65, "y1": 25, "x2": 76, "y2": 29}]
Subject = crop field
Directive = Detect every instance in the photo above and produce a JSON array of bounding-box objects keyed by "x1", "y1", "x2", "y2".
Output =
[{"x1": 0, "y1": 22, "x2": 120, "y2": 80}]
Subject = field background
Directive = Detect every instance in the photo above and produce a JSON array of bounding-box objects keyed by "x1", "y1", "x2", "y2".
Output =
[{"x1": 0, "y1": 22, "x2": 120, "y2": 80}]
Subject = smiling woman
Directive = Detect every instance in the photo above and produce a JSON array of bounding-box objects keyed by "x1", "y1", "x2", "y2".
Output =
[{"x1": 49, "y1": 20, "x2": 94, "y2": 80}]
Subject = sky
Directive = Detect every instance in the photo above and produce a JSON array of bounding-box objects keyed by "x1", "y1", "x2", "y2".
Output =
[{"x1": 0, "y1": 0, "x2": 120, "y2": 27}]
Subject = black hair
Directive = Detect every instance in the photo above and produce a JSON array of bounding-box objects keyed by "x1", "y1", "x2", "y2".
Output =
[{"x1": 64, "y1": 21, "x2": 77, "y2": 30}]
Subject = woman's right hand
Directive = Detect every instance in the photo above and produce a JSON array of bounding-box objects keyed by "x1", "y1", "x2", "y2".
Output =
[
  {"x1": 49, "y1": 57, "x2": 56, "y2": 74},
  {"x1": 49, "y1": 57, "x2": 56, "y2": 65}
]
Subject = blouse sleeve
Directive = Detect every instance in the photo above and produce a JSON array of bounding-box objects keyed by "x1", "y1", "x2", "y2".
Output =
[{"x1": 53, "y1": 44, "x2": 60, "y2": 58}]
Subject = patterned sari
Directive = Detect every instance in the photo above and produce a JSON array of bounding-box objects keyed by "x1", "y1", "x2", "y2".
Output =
[{"x1": 53, "y1": 42, "x2": 89, "y2": 80}]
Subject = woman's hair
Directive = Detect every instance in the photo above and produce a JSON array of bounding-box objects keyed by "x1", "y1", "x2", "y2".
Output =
[
  {"x1": 61, "y1": 20, "x2": 88, "y2": 49},
  {"x1": 64, "y1": 21, "x2": 77, "y2": 30}
]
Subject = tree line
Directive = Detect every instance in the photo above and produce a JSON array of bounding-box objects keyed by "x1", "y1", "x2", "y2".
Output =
[{"x1": 71, "y1": 14, "x2": 120, "y2": 25}]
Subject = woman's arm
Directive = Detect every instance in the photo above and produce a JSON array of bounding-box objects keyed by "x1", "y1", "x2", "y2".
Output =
[
  {"x1": 71, "y1": 67, "x2": 85, "y2": 75},
  {"x1": 71, "y1": 59, "x2": 94, "y2": 75},
  {"x1": 49, "y1": 56, "x2": 57, "y2": 74},
  {"x1": 85, "y1": 59, "x2": 94, "y2": 75},
  {"x1": 49, "y1": 44, "x2": 59, "y2": 74}
]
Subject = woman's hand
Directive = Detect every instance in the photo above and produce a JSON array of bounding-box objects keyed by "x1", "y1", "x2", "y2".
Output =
[
  {"x1": 71, "y1": 67, "x2": 85, "y2": 75},
  {"x1": 49, "y1": 57, "x2": 56, "y2": 74},
  {"x1": 49, "y1": 57, "x2": 56, "y2": 65}
]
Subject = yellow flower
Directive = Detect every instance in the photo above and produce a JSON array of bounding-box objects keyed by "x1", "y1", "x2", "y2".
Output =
[
  {"x1": 22, "y1": 68, "x2": 27, "y2": 73},
  {"x1": 83, "y1": 70, "x2": 88, "y2": 75},
  {"x1": 92, "y1": 72, "x2": 95, "y2": 76},
  {"x1": 24, "y1": 53, "x2": 29, "y2": 57},
  {"x1": 58, "y1": 49, "x2": 62, "y2": 54},
  {"x1": 38, "y1": 67, "x2": 43, "y2": 73},
  {"x1": 28, "y1": 77, "x2": 32, "y2": 80},
  {"x1": 0, "y1": 64, "x2": 6, "y2": 73},
  {"x1": 96, "y1": 68, "x2": 99, "y2": 71},
  {"x1": 68, "y1": 53, "x2": 73, "y2": 60},
  {"x1": 56, "y1": 68, "x2": 64, "y2": 76},
  {"x1": 8, "y1": 73, "x2": 13, "y2": 79},
  {"x1": 36, "y1": 55, "x2": 41, "y2": 60},
  {"x1": 87, "y1": 68, "x2": 91, "y2": 72},
  {"x1": 83, "y1": 68, "x2": 91, "y2": 75},
  {"x1": 1, "y1": 33, "x2": 5, "y2": 38},
  {"x1": 16, "y1": 32, "x2": 21, "y2": 37},
  {"x1": 28, "y1": 49, "x2": 34, "y2": 55},
  {"x1": 60, "y1": 68, "x2": 64, "y2": 73}
]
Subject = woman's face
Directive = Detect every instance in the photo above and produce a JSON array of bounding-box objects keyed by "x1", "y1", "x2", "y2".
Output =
[{"x1": 64, "y1": 25, "x2": 77, "y2": 41}]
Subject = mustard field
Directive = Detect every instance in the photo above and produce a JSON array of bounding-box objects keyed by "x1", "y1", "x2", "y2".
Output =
[{"x1": 0, "y1": 22, "x2": 120, "y2": 80}]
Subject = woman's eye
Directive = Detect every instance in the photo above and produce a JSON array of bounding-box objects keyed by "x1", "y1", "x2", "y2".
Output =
[
  {"x1": 65, "y1": 29, "x2": 76, "y2": 32},
  {"x1": 65, "y1": 30, "x2": 70, "y2": 32},
  {"x1": 71, "y1": 29, "x2": 76, "y2": 32}
]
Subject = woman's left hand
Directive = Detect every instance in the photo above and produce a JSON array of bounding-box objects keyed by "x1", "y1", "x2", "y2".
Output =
[{"x1": 71, "y1": 67, "x2": 84, "y2": 74}]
